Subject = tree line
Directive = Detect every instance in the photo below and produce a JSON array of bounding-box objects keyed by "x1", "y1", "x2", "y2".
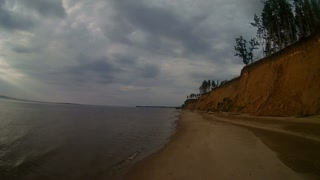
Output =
[
  {"x1": 235, "y1": 0, "x2": 320, "y2": 65},
  {"x1": 186, "y1": 79, "x2": 229, "y2": 99}
]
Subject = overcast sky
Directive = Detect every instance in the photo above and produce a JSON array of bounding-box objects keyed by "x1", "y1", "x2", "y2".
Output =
[{"x1": 0, "y1": 0, "x2": 263, "y2": 106}]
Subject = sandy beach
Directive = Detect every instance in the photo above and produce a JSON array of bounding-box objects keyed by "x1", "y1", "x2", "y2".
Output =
[{"x1": 125, "y1": 110, "x2": 320, "y2": 180}]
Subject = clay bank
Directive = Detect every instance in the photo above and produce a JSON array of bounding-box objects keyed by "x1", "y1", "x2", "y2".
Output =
[{"x1": 184, "y1": 29, "x2": 320, "y2": 117}]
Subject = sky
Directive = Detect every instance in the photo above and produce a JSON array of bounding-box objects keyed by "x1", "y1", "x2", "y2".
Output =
[{"x1": 0, "y1": 0, "x2": 263, "y2": 106}]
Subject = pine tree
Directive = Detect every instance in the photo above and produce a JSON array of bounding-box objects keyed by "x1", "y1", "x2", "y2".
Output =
[
  {"x1": 199, "y1": 80, "x2": 209, "y2": 94},
  {"x1": 234, "y1": 36, "x2": 259, "y2": 65},
  {"x1": 251, "y1": 0, "x2": 320, "y2": 56},
  {"x1": 212, "y1": 80, "x2": 216, "y2": 88}
]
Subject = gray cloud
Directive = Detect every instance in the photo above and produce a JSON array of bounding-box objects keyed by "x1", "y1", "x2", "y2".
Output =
[
  {"x1": 19, "y1": 0, "x2": 66, "y2": 18},
  {"x1": 11, "y1": 45, "x2": 36, "y2": 54},
  {"x1": 0, "y1": 0, "x2": 264, "y2": 106},
  {"x1": 113, "y1": 54, "x2": 137, "y2": 66},
  {"x1": 66, "y1": 56, "x2": 121, "y2": 84},
  {"x1": 0, "y1": 2, "x2": 35, "y2": 30},
  {"x1": 0, "y1": 0, "x2": 65, "y2": 31},
  {"x1": 112, "y1": 0, "x2": 210, "y2": 55},
  {"x1": 138, "y1": 64, "x2": 161, "y2": 79}
]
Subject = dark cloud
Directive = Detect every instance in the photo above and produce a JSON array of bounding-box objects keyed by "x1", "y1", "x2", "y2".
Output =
[
  {"x1": 0, "y1": 2, "x2": 35, "y2": 30},
  {"x1": 112, "y1": 54, "x2": 161, "y2": 79},
  {"x1": 0, "y1": 0, "x2": 65, "y2": 31},
  {"x1": 113, "y1": 54, "x2": 137, "y2": 66},
  {"x1": 112, "y1": 0, "x2": 210, "y2": 55},
  {"x1": 19, "y1": 0, "x2": 66, "y2": 18},
  {"x1": 66, "y1": 56, "x2": 121, "y2": 84},
  {"x1": 138, "y1": 64, "x2": 160, "y2": 79},
  {"x1": 11, "y1": 46, "x2": 35, "y2": 54},
  {"x1": 30, "y1": 55, "x2": 124, "y2": 87}
]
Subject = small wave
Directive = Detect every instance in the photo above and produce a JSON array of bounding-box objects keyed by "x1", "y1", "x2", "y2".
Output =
[
  {"x1": 0, "y1": 145, "x2": 59, "y2": 179},
  {"x1": 106, "y1": 148, "x2": 144, "y2": 176}
]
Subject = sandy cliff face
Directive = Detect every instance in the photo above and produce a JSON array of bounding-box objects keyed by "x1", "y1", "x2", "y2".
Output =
[{"x1": 186, "y1": 31, "x2": 320, "y2": 116}]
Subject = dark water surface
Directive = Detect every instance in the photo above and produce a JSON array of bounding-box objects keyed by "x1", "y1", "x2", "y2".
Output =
[{"x1": 0, "y1": 100, "x2": 179, "y2": 179}]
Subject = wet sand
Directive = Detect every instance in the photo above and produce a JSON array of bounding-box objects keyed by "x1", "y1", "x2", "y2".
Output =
[{"x1": 125, "y1": 110, "x2": 320, "y2": 180}]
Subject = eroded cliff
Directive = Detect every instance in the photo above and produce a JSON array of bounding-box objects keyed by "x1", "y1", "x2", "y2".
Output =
[{"x1": 185, "y1": 30, "x2": 320, "y2": 116}]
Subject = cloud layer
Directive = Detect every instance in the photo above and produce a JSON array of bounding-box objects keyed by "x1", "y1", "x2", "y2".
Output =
[{"x1": 0, "y1": 0, "x2": 263, "y2": 106}]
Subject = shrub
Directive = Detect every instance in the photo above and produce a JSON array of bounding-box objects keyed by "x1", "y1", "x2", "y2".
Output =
[{"x1": 217, "y1": 98, "x2": 233, "y2": 112}]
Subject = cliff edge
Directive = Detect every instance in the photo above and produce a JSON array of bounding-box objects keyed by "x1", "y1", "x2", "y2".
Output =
[{"x1": 185, "y1": 30, "x2": 320, "y2": 116}]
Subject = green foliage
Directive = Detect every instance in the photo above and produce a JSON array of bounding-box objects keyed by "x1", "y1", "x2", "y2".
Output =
[
  {"x1": 211, "y1": 80, "x2": 216, "y2": 88},
  {"x1": 186, "y1": 79, "x2": 232, "y2": 103},
  {"x1": 260, "y1": 0, "x2": 297, "y2": 53},
  {"x1": 187, "y1": 93, "x2": 200, "y2": 99},
  {"x1": 199, "y1": 80, "x2": 211, "y2": 94},
  {"x1": 294, "y1": 0, "x2": 320, "y2": 37},
  {"x1": 234, "y1": 36, "x2": 259, "y2": 65},
  {"x1": 250, "y1": 0, "x2": 320, "y2": 56}
]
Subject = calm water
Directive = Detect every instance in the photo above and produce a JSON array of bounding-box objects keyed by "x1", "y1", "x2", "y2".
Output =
[{"x1": 0, "y1": 100, "x2": 179, "y2": 179}]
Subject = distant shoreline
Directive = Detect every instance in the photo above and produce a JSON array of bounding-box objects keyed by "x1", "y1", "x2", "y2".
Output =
[{"x1": 0, "y1": 95, "x2": 81, "y2": 106}]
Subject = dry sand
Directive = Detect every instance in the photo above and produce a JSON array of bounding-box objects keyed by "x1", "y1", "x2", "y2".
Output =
[{"x1": 125, "y1": 110, "x2": 320, "y2": 180}]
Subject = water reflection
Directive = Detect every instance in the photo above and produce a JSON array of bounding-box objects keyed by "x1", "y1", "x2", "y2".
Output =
[{"x1": 250, "y1": 127, "x2": 320, "y2": 177}]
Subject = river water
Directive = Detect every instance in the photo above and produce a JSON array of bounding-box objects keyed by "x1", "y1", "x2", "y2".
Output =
[{"x1": 0, "y1": 100, "x2": 179, "y2": 179}]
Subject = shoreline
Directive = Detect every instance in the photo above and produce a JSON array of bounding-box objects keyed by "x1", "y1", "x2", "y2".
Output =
[
  {"x1": 106, "y1": 110, "x2": 182, "y2": 180},
  {"x1": 125, "y1": 110, "x2": 320, "y2": 180}
]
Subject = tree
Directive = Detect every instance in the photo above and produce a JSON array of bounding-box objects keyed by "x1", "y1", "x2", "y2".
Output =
[
  {"x1": 212, "y1": 80, "x2": 216, "y2": 88},
  {"x1": 199, "y1": 80, "x2": 209, "y2": 94},
  {"x1": 234, "y1": 36, "x2": 259, "y2": 65},
  {"x1": 251, "y1": 0, "x2": 320, "y2": 56},
  {"x1": 311, "y1": 0, "x2": 320, "y2": 24},
  {"x1": 299, "y1": 0, "x2": 320, "y2": 35},
  {"x1": 257, "y1": 0, "x2": 292, "y2": 53},
  {"x1": 251, "y1": 14, "x2": 266, "y2": 56},
  {"x1": 248, "y1": 38, "x2": 260, "y2": 63},
  {"x1": 188, "y1": 93, "x2": 198, "y2": 99}
]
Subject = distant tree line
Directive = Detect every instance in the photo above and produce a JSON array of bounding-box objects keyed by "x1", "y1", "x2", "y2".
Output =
[
  {"x1": 187, "y1": 93, "x2": 200, "y2": 99},
  {"x1": 235, "y1": 0, "x2": 320, "y2": 65}
]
